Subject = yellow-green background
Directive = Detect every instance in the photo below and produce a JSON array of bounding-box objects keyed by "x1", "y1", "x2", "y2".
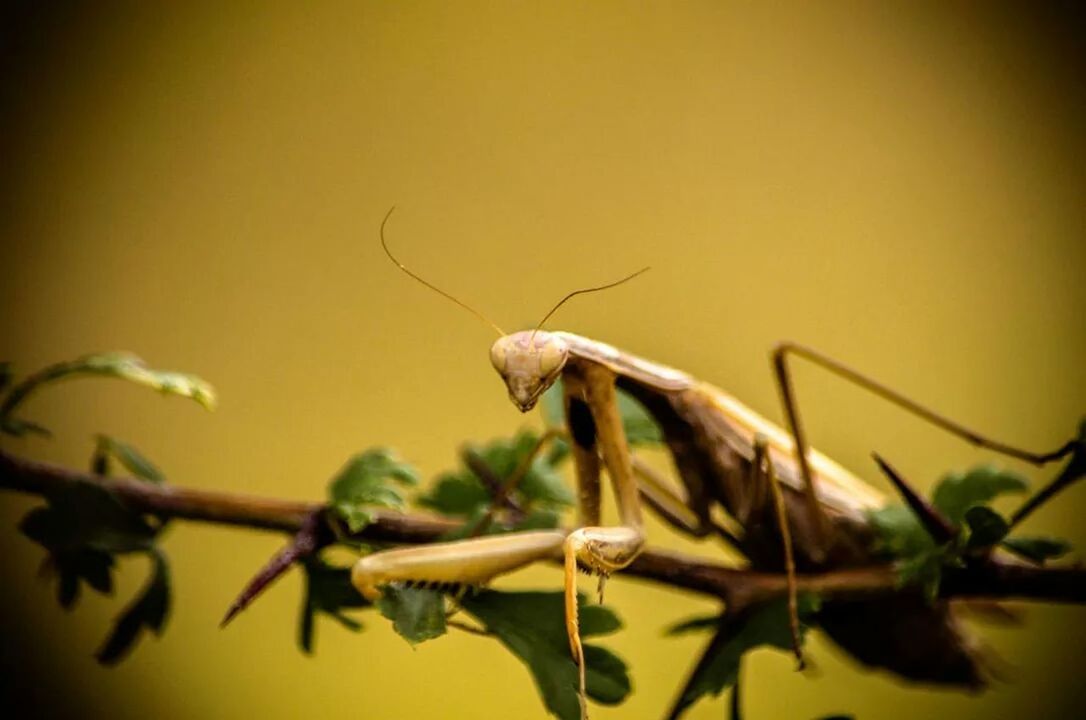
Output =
[{"x1": 1, "y1": 2, "x2": 1083, "y2": 718}]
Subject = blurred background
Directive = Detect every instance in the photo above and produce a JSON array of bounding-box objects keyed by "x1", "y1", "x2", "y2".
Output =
[{"x1": 1, "y1": 2, "x2": 1083, "y2": 718}]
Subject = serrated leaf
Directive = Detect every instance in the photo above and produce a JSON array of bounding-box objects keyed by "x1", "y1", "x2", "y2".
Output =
[
  {"x1": 96, "y1": 550, "x2": 170, "y2": 665},
  {"x1": 1001, "y1": 536, "x2": 1072, "y2": 563},
  {"x1": 298, "y1": 558, "x2": 369, "y2": 654},
  {"x1": 669, "y1": 597, "x2": 816, "y2": 719},
  {"x1": 95, "y1": 435, "x2": 165, "y2": 484},
  {"x1": 328, "y1": 448, "x2": 419, "y2": 532},
  {"x1": 931, "y1": 465, "x2": 1028, "y2": 525},
  {"x1": 964, "y1": 506, "x2": 1009, "y2": 549},
  {"x1": 377, "y1": 585, "x2": 446, "y2": 645},
  {"x1": 418, "y1": 430, "x2": 573, "y2": 524},
  {"x1": 460, "y1": 590, "x2": 629, "y2": 720}
]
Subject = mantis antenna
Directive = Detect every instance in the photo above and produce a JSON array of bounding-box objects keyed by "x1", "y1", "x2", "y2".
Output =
[
  {"x1": 530, "y1": 266, "x2": 651, "y2": 344},
  {"x1": 380, "y1": 207, "x2": 506, "y2": 337}
]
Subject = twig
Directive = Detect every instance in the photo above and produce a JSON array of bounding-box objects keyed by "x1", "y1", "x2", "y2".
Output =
[{"x1": 2, "y1": 448, "x2": 1085, "y2": 612}]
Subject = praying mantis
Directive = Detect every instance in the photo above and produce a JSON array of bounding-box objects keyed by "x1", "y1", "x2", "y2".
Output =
[{"x1": 351, "y1": 209, "x2": 1070, "y2": 717}]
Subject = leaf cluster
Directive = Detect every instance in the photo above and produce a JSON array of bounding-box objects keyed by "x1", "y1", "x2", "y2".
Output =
[
  {"x1": 4, "y1": 354, "x2": 213, "y2": 663},
  {"x1": 869, "y1": 465, "x2": 1073, "y2": 601}
]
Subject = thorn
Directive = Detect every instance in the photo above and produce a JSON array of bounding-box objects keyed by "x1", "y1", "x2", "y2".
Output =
[
  {"x1": 220, "y1": 509, "x2": 331, "y2": 628},
  {"x1": 872, "y1": 453, "x2": 957, "y2": 544}
]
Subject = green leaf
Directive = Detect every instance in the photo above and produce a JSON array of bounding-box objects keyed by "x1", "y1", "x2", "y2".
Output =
[
  {"x1": 617, "y1": 389, "x2": 662, "y2": 445},
  {"x1": 931, "y1": 465, "x2": 1028, "y2": 525},
  {"x1": 377, "y1": 585, "x2": 446, "y2": 645},
  {"x1": 298, "y1": 558, "x2": 370, "y2": 654},
  {"x1": 20, "y1": 483, "x2": 160, "y2": 555},
  {"x1": 417, "y1": 471, "x2": 492, "y2": 517},
  {"x1": 867, "y1": 505, "x2": 935, "y2": 559},
  {"x1": 1, "y1": 416, "x2": 51, "y2": 437},
  {"x1": 461, "y1": 590, "x2": 629, "y2": 720},
  {"x1": 665, "y1": 614, "x2": 721, "y2": 636},
  {"x1": 95, "y1": 435, "x2": 165, "y2": 484},
  {"x1": 417, "y1": 430, "x2": 573, "y2": 523},
  {"x1": 669, "y1": 597, "x2": 817, "y2": 719},
  {"x1": 0, "y1": 352, "x2": 217, "y2": 424},
  {"x1": 963, "y1": 506, "x2": 1009, "y2": 549},
  {"x1": 328, "y1": 448, "x2": 419, "y2": 532},
  {"x1": 539, "y1": 378, "x2": 662, "y2": 446},
  {"x1": 896, "y1": 550, "x2": 946, "y2": 603},
  {"x1": 1001, "y1": 536, "x2": 1073, "y2": 563},
  {"x1": 96, "y1": 550, "x2": 171, "y2": 665}
]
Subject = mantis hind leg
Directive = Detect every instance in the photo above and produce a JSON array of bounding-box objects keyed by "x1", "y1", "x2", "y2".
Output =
[{"x1": 770, "y1": 341, "x2": 1074, "y2": 560}]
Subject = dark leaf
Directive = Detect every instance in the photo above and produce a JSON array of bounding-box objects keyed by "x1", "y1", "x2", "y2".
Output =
[
  {"x1": 461, "y1": 590, "x2": 629, "y2": 720},
  {"x1": 19, "y1": 484, "x2": 159, "y2": 555},
  {"x1": 1001, "y1": 536, "x2": 1073, "y2": 563},
  {"x1": 298, "y1": 559, "x2": 369, "y2": 654},
  {"x1": 95, "y1": 435, "x2": 165, "y2": 484},
  {"x1": 0, "y1": 361, "x2": 11, "y2": 394},
  {"x1": 57, "y1": 568, "x2": 79, "y2": 610},
  {"x1": 964, "y1": 506, "x2": 1009, "y2": 549},
  {"x1": 377, "y1": 585, "x2": 446, "y2": 645},
  {"x1": 931, "y1": 466, "x2": 1027, "y2": 525},
  {"x1": 96, "y1": 550, "x2": 170, "y2": 665},
  {"x1": 668, "y1": 597, "x2": 818, "y2": 719},
  {"x1": 328, "y1": 448, "x2": 419, "y2": 532},
  {"x1": 49, "y1": 548, "x2": 116, "y2": 609}
]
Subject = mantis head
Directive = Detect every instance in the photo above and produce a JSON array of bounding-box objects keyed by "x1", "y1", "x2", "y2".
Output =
[{"x1": 490, "y1": 330, "x2": 569, "y2": 412}]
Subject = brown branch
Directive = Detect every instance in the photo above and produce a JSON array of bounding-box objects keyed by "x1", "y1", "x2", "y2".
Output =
[{"x1": 2, "y1": 448, "x2": 1084, "y2": 612}]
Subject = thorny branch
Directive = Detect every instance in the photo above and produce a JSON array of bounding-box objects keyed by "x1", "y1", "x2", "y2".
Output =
[{"x1": 2, "y1": 448, "x2": 1085, "y2": 617}]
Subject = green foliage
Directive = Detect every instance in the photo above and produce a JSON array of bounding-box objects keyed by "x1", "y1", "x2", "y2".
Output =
[
  {"x1": 668, "y1": 596, "x2": 820, "y2": 719},
  {"x1": 931, "y1": 465, "x2": 1027, "y2": 525},
  {"x1": 460, "y1": 590, "x2": 629, "y2": 720},
  {"x1": 0, "y1": 353, "x2": 216, "y2": 438},
  {"x1": 870, "y1": 463, "x2": 1074, "y2": 599},
  {"x1": 540, "y1": 378, "x2": 663, "y2": 446},
  {"x1": 1001, "y1": 536, "x2": 1072, "y2": 563},
  {"x1": 97, "y1": 550, "x2": 171, "y2": 665},
  {"x1": 94, "y1": 435, "x2": 165, "y2": 483},
  {"x1": 417, "y1": 429, "x2": 573, "y2": 534},
  {"x1": 298, "y1": 558, "x2": 369, "y2": 654},
  {"x1": 378, "y1": 585, "x2": 447, "y2": 645},
  {"x1": 963, "y1": 506, "x2": 1009, "y2": 549},
  {"x1": 327, "y1": 448, "x2": 419, "y2": 532}
]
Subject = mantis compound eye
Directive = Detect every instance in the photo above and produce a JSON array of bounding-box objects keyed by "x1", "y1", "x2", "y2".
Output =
[
  {"x1": 536, "y1": 335, "x2": 569, "y2": 378},
  {"x1": 489, "y1": 339, "x2": 509, "y2": 373}
]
